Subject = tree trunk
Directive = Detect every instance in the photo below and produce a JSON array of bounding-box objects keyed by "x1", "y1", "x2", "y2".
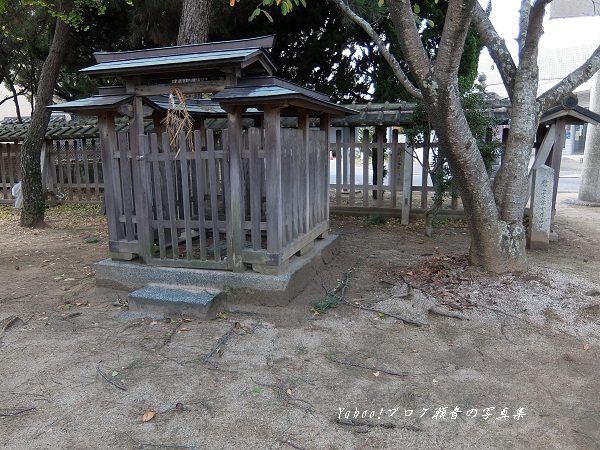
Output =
[
  {"x1": 579, "y1": 71, "x2": 600, "y2": 203},
  {"x1": 426, "y1": 83, "x2": 528, "y2": 273},
  {"x1": 177, "y1": 0, "x2": 210, "y2": 45},
  {"x1": 386, "y1": 0, "x2": 528, "y2": 273},
  {"x1": 20, "y1": 0, "x2": 73, "y2": 227}
]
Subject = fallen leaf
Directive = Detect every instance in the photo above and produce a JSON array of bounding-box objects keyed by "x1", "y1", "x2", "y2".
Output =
[
  {"x1": 286, "y1": 389, "x2": 292, "y2": 395},
  {"x1": 373, "y1": 371, "x2": 380, "y2": 377},
  {"x1": 142, "y1": 411, "x2": 156, "y2": 422},
  {"x1": 252, "y1": 388, "x2": 263, "y2": 394},
  {"x1": 216, "y1": 311, "x2": 230, "y2": 319},
  {"x1": 111, "y1": 370, "x2": 119, "y2": 377},
  {"x1": 583, "y1": 344, "x2": 591, "y2": 351},
  {"x1": 563, "y1": 353, "x2": 574, "y2": 362},
  {"x1": 177, "y1": 327, "x2": 190, "y2": 332},
  {"x1": 377, "y1": 312, "x2": 386, "y2": 317}
]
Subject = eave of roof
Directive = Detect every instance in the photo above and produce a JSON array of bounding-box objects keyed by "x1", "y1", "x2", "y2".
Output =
[
  {"x1": 540, "y1": 104, "x2": 600, "y2": 126},
  {"x1": 81, "y1": 48, "x2": 278, "y2": 78},
  {"x1": 93, "y1": 35, "x2": 276, "y2": 63},
  {"x1": 49, "y1": 94, "x2": 134, "y2": 114},
  {"x1": 212, "y1": 77, "x2": 356, "y2": 117}
]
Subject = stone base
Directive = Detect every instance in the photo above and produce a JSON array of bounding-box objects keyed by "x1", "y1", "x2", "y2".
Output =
[
  {"x1": 128, "y1": 284, "x2": 223, "y2": 319},
  {"x1": 95, "y1": 234, "x2": 340, "y2": 308}
]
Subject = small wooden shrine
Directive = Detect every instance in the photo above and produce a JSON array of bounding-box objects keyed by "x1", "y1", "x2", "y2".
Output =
[
  {"x1": 52, "y1": 36, "x2": 353, "y2": 274},
  {"x1": 531, "y1": 94, "x2": 600, "y2": 211}
]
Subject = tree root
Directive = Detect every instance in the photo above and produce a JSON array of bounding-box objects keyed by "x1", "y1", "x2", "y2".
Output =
[
  {"x1": 96, "y1": 365, "x2": 126, "y2": 391},
  {"x1": 329, "y1": 358, "x2": 410, "y2": 377}
]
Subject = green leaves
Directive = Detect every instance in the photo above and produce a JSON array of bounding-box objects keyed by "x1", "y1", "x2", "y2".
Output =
[
  {"x1": 18, "y1": 0, "x2": 111, "y2": 32},
  {"x1": 240, "y1": 0, "x2": 306, "y2": 22}
]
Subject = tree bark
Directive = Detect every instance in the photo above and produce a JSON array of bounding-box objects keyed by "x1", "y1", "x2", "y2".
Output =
[
  {"x1": 579, "y1": 71, "x2": 600, "y2": 203},
  {"x1": 20, "y1": 0, "x2": 73, "y2": 227},
  {"x1": 177, "y1": 0, "x2": 210, "y2": 45},
  {"x1": 387, "y1": 0, "x2": 528, "y2": 273},
  {"x1": 337, "y1": 0, "x2": 600, "y2": 273}
]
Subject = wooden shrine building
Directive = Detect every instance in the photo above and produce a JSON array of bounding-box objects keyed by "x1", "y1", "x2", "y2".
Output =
[
  {"x1": 52, "y1": 36, "x2": 354, "y2": 275},
  {"x1": 531, "y1": 94, "x2": 600, "y2": 213}
]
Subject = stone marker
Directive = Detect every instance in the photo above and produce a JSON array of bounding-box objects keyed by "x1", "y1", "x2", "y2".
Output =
[{"x1": 529, "y1": 165, "x2": 555, "y2": 250}]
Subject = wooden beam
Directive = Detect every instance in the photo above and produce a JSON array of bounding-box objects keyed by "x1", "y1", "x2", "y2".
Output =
[
  {"x1": 401, "y1": 144, "x2": 413, "y2": 225},
  {"x1": 527, "y1": 124, "x2": 556, "y2": 203},
  {"x1": 298, "y1": 109, "x2": 310, "y2": 235},
  {"x1": 530, "y1": 124, "x2": 556, "y2": 173},
  {"x1": 98, "y1": 112, "x2": 121, "y2": 244},
  {"x1": 130, "y1": 95, "x2": 152, "y2": 262},
  {"x1": 265, "y1": 105, "x2": 283, "y2": 254},
  {"x1": 550, "y1": 118, "x2": 567, "y2": 216},
  {"x1": 227, "y1": 105, "x2": 245, "y2": 272},
  {"x1": 320, "y1": 114, "x2": 331, "y2": 224},
  {"x1": 134, "y1": 80, "x2": 227, "y2": 96}
]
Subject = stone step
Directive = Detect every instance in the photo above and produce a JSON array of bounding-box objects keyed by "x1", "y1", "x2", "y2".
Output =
[{"x1": 127, "y1": 284, "x2": 223, "y2": 319}]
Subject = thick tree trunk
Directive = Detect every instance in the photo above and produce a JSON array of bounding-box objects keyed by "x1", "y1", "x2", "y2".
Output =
[
  {"x1": 426, "y1": 84, "x2": 528, "y2": 273},
  {"x1": 386, "y1": 0, "x2": 528, "y2": 273},
  {"x1": 20, "y1": 1, "x2": 72, "y2": 227},
  {"x1": 177, "y1": 0, "x2": 210, "y2": 45},
  {"x1": 579, "y1": 72, "x2": 600, "y2": 203}
]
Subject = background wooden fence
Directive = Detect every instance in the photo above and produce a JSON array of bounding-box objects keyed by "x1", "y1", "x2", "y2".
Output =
[
  {"x1": 0, "y1": 138, "x2": 104, "y2": 204},
  {"x1": 0, "y1": 128, "x2": 454, "y2": 221}
]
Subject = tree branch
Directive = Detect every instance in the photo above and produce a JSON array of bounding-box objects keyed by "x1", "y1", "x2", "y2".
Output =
[
  {"x1": 471, "y1": 2, "x2": 517, "y2": 101},
  {"x1": 519, "y1": 0, "x2": 551, "y2": 70},
  {"x1": 331, "y1": 0, "x2": 422, "y2": 99},
  {"x1": 538, "y1": 45, "x2": 600, "y2": 112},
  {"x1": 517, "y1": 0, "x2": 531, "y2": 55},
  {"x1": 434, "y1": 0, "x2": 479, "y2": 83},
  {"x1": 386, "y1": 0, "x2": 433, "y2": 90}
]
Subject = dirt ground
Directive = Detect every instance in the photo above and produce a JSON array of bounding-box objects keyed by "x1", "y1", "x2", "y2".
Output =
[{"x1": 1, "y1": 193, "x2": 599, "y2": 450}]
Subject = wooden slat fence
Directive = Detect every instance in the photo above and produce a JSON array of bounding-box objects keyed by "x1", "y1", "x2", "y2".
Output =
[
  {"x1": 328, "y1": 126, "x2": 461, "y2": 220},
  {"x1": 1, "y1": 126, "x2": 464, "y2": 226},
  {"x1": 0, "y1": 143, "x2": 21, "y2": 202},
  {"x1": 139, "y1": 129, "x2": 230, "y2": 269},
  {"x1": 0, "y1": 138, "x2": 104, "y2": 204},
  {"x1": 127, "y1": 126, "x2": 330, "y2": 271}
]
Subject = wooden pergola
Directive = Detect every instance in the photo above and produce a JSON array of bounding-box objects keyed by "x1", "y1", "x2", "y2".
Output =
[{"x1": 52, "y1": 36, "x2": 354, "y2": 274}]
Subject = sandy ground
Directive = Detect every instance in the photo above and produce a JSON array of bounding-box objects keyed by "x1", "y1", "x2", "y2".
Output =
[{"x1": 0, "y1": 193, "x2": 599, "y2": 450}]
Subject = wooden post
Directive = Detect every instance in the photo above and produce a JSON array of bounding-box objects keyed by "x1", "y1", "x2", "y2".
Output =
[
  {"x1": 421, "y1": 138, "x2": 429, "y2": 209},
  {"x1": 389, "y1": 129, "x2": 399, "y2": 208},
  {"x1": 265, "y1": 105, "x2": 283, "y2": 254},
  {"x1": 131, "y1": 94, "x2": 153, "y2": 262},
  {"x1": 349, "y1": 126, "x2": 356, "y2": 206},
  {"x1": 320, "y1": 113, "x2": 331, "y2": 227},
  {"x1": 527, "y1": 124, "x2": 556, "y2": 203},
  {"x1": 362, "y1": 129, "x2": 370, "y2": 207},
  {"x1": 225, "y1": 105, "x2": 245, "y2": 272},
  {"x1": 98, "y1": 113, "x2": 122, "y2": 246},
  {"x1": 298, "y1": 109, "x2": 310, "y2": 235},
  {"x1": 334, "y1": 129, "x2": 342, "y2": 205},
  {"x1": 401, "y1": 144, "x2": 413, "y2": 225}
]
